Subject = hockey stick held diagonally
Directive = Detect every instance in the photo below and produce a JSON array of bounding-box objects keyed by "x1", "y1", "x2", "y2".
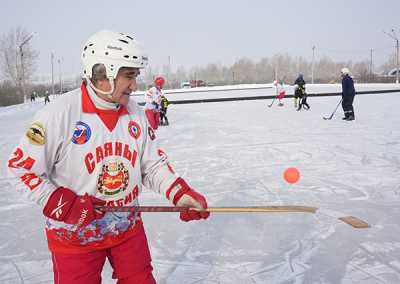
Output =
[
  {"x1": 323, "y1": 98, "x2": 343, "y2": 120},
  {"x1": 96, "y1": 205, "x2": 370, "y2": 229},
  {"x1": 267, "y1": 96, "x2": 277, "y2": 107}
]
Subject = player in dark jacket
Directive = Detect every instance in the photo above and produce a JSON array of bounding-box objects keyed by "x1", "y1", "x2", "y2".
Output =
[
  {"x1": 294, "y1": 74, "x2": 309, "y2": 110},
  {"x1": 160, "y1": 95, "x2": 170, "y2": 126},
  {"x1": 341, "y1": 68, "x2": 356, "y2": 120}
]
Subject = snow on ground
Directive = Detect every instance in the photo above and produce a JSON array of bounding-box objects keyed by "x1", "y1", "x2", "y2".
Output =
[{"x1": 0, "y1": 84, "x2": 400, "y2": 284}]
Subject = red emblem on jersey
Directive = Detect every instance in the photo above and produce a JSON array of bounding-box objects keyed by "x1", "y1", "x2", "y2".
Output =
[
  {"x1": 128, "y1": 120, "x2": 141, "y2": 139},
  {"x1": 97, "y1": 161, "x2": 129, "y2": 196}
]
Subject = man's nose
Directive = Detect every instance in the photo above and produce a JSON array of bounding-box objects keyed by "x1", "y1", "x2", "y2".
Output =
[{"x1": 129, "y1": 80, "x2": 137, "y2": 92}]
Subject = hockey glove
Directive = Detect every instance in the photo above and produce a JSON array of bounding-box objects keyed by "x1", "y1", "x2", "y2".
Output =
[
  {"x1": 43, "y1": 187, "x2": 106, "y2": 228},
  {"x1": 166, "y1": 178, "x2": 210, "y2": 222}
]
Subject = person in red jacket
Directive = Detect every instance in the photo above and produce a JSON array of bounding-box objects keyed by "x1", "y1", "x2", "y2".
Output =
[
  {"x1": 7, "y1": 30, "x2": 209, "y2": 284},
  {"x1": 144, "y1": 76, "x2": 165, "y2": 129}
]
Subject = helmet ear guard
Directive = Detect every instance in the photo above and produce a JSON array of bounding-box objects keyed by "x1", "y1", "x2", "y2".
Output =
[{"x1": 82, "y1": 30, "x2": 148, "y2": 96}]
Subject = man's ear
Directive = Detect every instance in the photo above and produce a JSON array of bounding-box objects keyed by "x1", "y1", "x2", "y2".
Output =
[{"x1": 96, "y1": 78, "x2": 111, "y2": 90}]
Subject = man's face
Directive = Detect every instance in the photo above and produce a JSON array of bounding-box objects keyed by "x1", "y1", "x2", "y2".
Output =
[{"x1": 111, "y1": 67, "x2": 140, "y2": 106}]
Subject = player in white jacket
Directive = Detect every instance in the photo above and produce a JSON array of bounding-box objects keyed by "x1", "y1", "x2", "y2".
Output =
[
  {"x1": 144, "y1": 76, "x2": 165, "y2": 130},
  {"x1": 7, "y1": 30, "x2": 209, "y2": 284}
]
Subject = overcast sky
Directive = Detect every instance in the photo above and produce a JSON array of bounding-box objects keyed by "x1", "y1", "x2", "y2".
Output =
[{"x1": 1, "y1": 0, "x2": 399, "y2": 80}]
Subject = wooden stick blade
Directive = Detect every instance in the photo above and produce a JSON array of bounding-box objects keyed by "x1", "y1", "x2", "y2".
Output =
[{"x1": 338, "y1": 216, "x2": 370, "y2": 229}]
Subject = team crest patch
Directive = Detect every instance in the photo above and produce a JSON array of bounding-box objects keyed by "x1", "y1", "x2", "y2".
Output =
[
  {"x1": 71, "y1": 121, "x2": 91, "y2": 145},
  {"x1": 148, "y1": 126, "x2": 156, "y2": 140},
  {"x1": 97, "y1": 161, "x2": 129, "y2": 196},
  {"x1": 128, "y1": 120, "x2": 141, "y2": 139},
  {"x1": 26, "y1": 122, "x2": 46, "y2": 145}
]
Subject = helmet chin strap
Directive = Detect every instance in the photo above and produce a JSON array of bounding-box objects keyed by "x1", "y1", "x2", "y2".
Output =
[{"x1": 87, "y1": 76, "x2": 115, "y2": 100}]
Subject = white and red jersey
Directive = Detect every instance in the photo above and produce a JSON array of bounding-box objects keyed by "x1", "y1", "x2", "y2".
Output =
[
  {"x1": 7, "y1": 82, "x2": 178, "y2": 253},
  {"x1": 144, "y1": 86, "x2": 162, "y2": 111}
]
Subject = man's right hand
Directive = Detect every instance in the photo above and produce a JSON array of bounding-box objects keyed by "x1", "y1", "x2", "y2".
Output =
[{"x1": 43, "y1": 187, "x2": 105, "y2": 228}]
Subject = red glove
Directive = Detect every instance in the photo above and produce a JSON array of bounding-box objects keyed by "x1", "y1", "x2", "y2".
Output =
[
  {"x1": 166, "y1": 178, "x2": 210, "y2": 222},
  {"x1": 43, "y1": 187, "x2": 106, "y2": 228}
]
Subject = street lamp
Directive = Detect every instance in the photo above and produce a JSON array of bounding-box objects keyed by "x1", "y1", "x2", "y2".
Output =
[
  {"x1": 384, "y1": 29, "x2": 399, "y2": 84},
  {"x1": 311, "y1": 46, "x2": 316, "y2": 84},
  {"x1": 51, "y1": 52, "x2": 55, "y2": 95},
  {"x1": 58, "y1": 57, "x2": 63, "y2": 94},
  {"x1": 18, "y1": 32, "x2": 36, "y2": 102}
]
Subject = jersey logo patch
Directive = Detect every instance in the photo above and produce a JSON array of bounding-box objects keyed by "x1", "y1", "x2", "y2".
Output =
[
  {"x1": 26, "y1": 122, "x2": 46, "y2": 145},
  {"x1": 128, "y1": 120, "x2": 141, "y2": 139},
  {"x1": 72, "y1": 121, "x2": 91, "y2": 145},
  {"x1": 97, "y1": 161, "x2": 129, "y2": 196}
]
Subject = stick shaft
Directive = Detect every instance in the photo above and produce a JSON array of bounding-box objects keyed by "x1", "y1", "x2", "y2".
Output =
[
  {"x1": 96, "y1": 206, "x2": 370, "y2": 229},
  {"x1": 325, "y1": 98, "x2": 343, "y2": 119},
  {"x1": 96, "y1": 205, "x2": 318, "y2": 213}
]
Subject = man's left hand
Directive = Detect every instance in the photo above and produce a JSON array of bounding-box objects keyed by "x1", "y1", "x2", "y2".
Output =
[{"x1": 166, "y1": 178, "x2": 210, "y2": 222}]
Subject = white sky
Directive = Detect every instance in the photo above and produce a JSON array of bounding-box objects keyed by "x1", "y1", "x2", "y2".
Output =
[{"x1": 1, "y1": 0, "x2": 399, "y2": 79}]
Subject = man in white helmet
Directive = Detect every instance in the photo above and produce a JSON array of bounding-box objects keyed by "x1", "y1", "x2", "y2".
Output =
[
  {"x1": 7, "y1": 30, "x2": 209, "y2": 284},
  {"x1": 340, "y1": 67, "x2": 356, "y2": 120}
]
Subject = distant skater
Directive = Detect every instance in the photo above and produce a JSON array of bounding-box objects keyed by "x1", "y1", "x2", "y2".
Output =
[
  {"x1": 340, "y1": 67, "x2": 356, "y2": 121},
  {"x1": 30, "y1": 91, "x2": 36, "y2": 102},
  {"x1": 145, "y1": 76, "x2": 165, "y2": 129},
  {"x1": 268, "y1": 80, "x2": 286, "y2": 107},
  {"x1": 160, "y1": 94, "x2": 170, "y2": 126},
  {"x1": 44, "y1": 90, "x2": 50, "y2": 104},
  {"x1": 293, "y1": 74, "x2": 309, "y2": 110}
]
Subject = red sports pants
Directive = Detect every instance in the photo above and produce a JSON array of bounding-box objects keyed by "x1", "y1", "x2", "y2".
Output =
[
  {"x1": 51, "y1": 224, "x2": 156, "y2": 284},
  {"x1": 145, "y1": 109, "x2": 160, "y2": 130}
]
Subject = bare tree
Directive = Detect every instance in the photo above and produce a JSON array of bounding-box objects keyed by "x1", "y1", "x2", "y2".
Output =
[
  {"x1": 353, "y1": 61, "x2": 370, "y2": 82},
  {"x1": 0, "y1": 27, "x2": 39, "y2": 100},
  {"x1": 381, "y1": 52, "x2": 397, "y2": 73}
]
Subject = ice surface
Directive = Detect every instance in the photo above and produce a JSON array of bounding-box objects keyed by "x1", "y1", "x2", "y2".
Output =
[{"x1": 1, "y1": 84, "x2": 399, "y2": 283}]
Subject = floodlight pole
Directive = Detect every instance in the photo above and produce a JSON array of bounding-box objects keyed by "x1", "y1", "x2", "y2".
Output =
[
  {"x1": 311, "y1": 46, "x2": 315, "y2": 84},
  {"x1": 397, "y1": 38, "x2": 399, "y2": 84},
  {"x1": 18, "y1": 32, "x2": 36, "y2": 102},
  {"x1": 384, "y1": 29, "x2": 399, "y2": 84},
  {"x1": 167, "y1": 55, "x2": 171, "y2": 88},
  {"x1": 58, "y1": 57, "x2": 62, "y2": 95},
  {"x1": 51, "y1": 52, "x2": 55, "y2": 95},
  {"x1": 369, "y1": 49, "x2": 374, "y2": 82}
]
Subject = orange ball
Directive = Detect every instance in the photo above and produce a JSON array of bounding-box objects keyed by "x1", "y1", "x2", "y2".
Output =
[{"x1": 284, "y1": 167, "x2": 300, "y2": 184}]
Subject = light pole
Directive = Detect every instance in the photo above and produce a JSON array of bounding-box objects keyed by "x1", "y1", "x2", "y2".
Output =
[
  {"x1": 58, "y1": 57, "x2": 63, "y2": 95},
  {"x1": 18, "y1": 32, "x2": 36, "y2": 102},
  {"x1": 311, "y1": 46, "x2": 316, "y2": 84},
  {"x1": 167, "y1": 55, "x2": 171, "y2": 88},
  {"x1": 384, "y1": 29, "x2": 399, "y2": 84},
  {"x1": 370, "y1": 49, "x2": 373, "y2": 82},
  {"x1": 51, "y1": 52, "x2": 55, "y2": 95}
]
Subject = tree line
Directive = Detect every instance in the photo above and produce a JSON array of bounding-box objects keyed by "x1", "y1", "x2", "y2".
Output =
[{"x1": 0, "y1": 27, "x2": 398, "y2": 106}]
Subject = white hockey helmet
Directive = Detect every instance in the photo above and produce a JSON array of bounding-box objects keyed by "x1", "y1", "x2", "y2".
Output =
[
  {"x1": 341, "y1": 67, "x2": 350, "y2": 75},
  {"x1": 82, "y1": 30, "x2": 148, "y2": 80}
]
